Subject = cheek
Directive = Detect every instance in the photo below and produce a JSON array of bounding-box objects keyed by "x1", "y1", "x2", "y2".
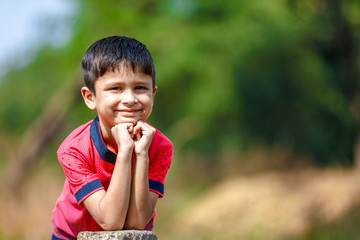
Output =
[
  {"x1": 140, "y1": 98, "x2": 154, "y2": 113},
  {"x1": 101, "y1": 95, "x2": 118, "y2": 105},
  {"x1": 138, "y1": 94, "x2": 153, "y2": 104},
  {"x1": 145, "y1": 98, "x2": 154, "y2": 109}
]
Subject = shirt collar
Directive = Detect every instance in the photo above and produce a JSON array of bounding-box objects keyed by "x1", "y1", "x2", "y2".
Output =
[{"x1": 90, "y1": 116, "x2": 117, "y2": 164}]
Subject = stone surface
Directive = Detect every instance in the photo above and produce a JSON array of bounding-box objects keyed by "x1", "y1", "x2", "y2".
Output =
[{"x1": 77, "y1": 230, "x2": 158, "y2": 240}]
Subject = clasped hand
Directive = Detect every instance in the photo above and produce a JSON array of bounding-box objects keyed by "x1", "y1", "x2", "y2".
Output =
[{"x1": 111, "y1": 120, "x2": 155, "y2": 155}]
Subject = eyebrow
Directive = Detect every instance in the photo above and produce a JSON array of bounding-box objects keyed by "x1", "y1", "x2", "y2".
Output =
[
  {"x1": 103, "y1": 81, "x2": 123, "y2": 88},
  {"x1": 135, "y1": 80, "x2": 152, "y2": 85},
  {"x1": 102, "y1": 79, "x2": 152, "y2": 88}
]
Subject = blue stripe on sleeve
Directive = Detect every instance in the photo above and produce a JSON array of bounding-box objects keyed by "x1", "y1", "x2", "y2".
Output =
[
  {"x1": 149, "y1": 180, "x2": 164, "y2": 195},
  {"x1": 52, "y1": 234, "x2": 63, "y2": 240},
  {"x1": 75, "y1": 179, "x2": 103, "y2": 203}
]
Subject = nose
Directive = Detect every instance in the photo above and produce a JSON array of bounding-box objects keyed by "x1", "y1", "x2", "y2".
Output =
[{"x1": 122, "y1": 89, "x2": 137, "y2": 105}]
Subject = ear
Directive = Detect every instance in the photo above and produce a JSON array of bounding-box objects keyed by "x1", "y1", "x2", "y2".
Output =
[
  {"x1": 81, "y1": 86, "x2": 96, "y2": 110},
  {"x1": 152, "y1": 85, "x2": 158, "y2": 100}
]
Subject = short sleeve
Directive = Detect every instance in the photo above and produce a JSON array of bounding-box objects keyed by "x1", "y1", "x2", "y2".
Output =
[
  {"x1": 58, "y1": 149, "x2": 104, "y2": 204},
  {"x1": 148, "y1": 132, "x2": 173, "y2": 198}
]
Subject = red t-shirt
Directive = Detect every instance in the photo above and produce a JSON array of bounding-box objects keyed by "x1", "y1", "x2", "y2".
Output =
[{"x1": 52, "y1": 117, "x2": 173, "y2": 239}]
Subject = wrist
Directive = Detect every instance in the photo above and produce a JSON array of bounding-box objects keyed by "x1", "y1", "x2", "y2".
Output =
[
  {"x1": 118, "y1": 145, "x2": 134, "y2": 155},
  {"x1": 117, "y1": 138, "x2": 134, "y2": 151},
  {"x1": 135, "y1": 150, "x2": 149, "y2": 158}
]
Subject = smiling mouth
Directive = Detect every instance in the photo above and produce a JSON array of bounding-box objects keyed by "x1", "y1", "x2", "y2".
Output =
[{"x1": 117, "y1": 109, "x2": 141, "y2": 116}]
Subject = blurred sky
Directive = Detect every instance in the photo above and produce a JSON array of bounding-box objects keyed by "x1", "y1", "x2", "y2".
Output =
[{"x1": 0, "y1": 0, "x2": 75, "y2": 76}]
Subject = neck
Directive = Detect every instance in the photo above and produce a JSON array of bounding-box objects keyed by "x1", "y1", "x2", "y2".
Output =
[{"x1": 98, "y1": 120, "x2": 118, "y2": 154}]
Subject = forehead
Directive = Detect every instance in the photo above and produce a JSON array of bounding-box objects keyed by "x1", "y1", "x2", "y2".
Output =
[{"x1": 94, "y1": 66, "x2": 152, "y2": 90}]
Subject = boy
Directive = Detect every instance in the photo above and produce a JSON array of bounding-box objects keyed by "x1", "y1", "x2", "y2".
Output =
[{"x1": 52, "y1": 36, "x2": 173, "y2": 240}]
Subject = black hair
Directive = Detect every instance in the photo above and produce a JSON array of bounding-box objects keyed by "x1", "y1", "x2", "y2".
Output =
[{"x1": 82, "y1": 36, "x2": 156, "y2": 93}]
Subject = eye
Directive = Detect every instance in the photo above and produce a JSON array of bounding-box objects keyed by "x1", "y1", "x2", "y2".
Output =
[
  {"x1": 135, "y1": 86, "x2": 148, "y2": 90},
  {"x1": 110, "y1": 87, "x2": 122, "y2": 91}
]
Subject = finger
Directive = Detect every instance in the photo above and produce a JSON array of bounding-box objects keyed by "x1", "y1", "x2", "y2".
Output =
[
  {"x1": 111, "y1": 126, "x2": 116, "y2": 137},
  {"x1": 133, "y1": 122, "x2": 144, "y2": 135},
  {"x1": 136, "y1": 121, "x2": 153, "y2": 133},
  {"x1": 112, "y1": 123, "x2": 134, "y2": 140},
  {"x1": 136, "y1": 131, "x2": 142, "y2": 141},
  {"x1": 127, "y1": 124, "x2": 134, "y2": 136},
  {"x1": 133, "y1": 127, "x2": 143, "y2": 140}
]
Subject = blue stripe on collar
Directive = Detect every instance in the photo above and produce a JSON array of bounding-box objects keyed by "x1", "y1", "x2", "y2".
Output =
[{"x1": 90, "y1": 116, "x2": 117, "y2": 164}]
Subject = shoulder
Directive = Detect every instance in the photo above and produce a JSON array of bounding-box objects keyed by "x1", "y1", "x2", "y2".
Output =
[
  {"x1": 152, "y1": 128, "x2": 173, "y2": 149},
  {"x1": 148, "y1": 127, "x2": 173, "y2": 159},
  {"x1": 57, "y1": 119, "x2": 94, "y2": 154}
]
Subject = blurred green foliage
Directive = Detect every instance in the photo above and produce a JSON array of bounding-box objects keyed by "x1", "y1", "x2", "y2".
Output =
[{"x1": 0, "y1": 0, "x2": 359, "y2": 166}]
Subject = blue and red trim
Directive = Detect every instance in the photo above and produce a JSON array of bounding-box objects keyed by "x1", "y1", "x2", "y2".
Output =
[
  {"x1": 90, "y1": 116, "x2": 117, "y2": 164},
  {"x1": 75, "y1": 179, "x2": 103, "y2": 203},
  {"x1": 149, "y1": 180, "x2": 164, "y2": 197}
]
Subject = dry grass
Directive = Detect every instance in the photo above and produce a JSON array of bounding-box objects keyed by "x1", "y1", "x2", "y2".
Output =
[
  {"x1": 1, "y1": 146, "x2": 360, "y2": 240},
  {"x1": 165, "y1": 168, "x2": 360, "y2": 239},
  {"x1": 0, "y1": 166, "x2": 64, "y2": 240}
]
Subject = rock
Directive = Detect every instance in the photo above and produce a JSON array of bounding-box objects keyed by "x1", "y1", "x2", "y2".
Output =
[{"x1": 77, "y1": 230, "x2": 158, "y2": 240}]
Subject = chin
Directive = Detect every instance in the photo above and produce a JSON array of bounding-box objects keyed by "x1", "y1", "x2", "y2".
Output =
[{"x1": 116, "y1": 118, "x2": 139, "y2": 125}]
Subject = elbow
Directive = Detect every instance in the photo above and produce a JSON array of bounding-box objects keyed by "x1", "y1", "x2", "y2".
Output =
[
  {"x1": 99, "y1": 218, "x2": 125, "y2": 231},
  {"x1": 101, "y1": 224, "x2": 124, "y2": 231},
  {"x1": 124, "y1": 220, "x2": 147, "y2": 230}
]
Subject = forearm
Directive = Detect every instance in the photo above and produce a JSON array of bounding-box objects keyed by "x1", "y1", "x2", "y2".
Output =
[
  {"x1": 88, "y1": 151, "x2": 132, "y2": 230},
  {"x1": 125, "y1": 153, "x2": 154, "y2": 229}
]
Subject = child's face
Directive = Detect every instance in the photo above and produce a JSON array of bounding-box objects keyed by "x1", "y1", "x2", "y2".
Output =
[{"x1": 84, "y1": 65, "x2": 157, "y2": 129}]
